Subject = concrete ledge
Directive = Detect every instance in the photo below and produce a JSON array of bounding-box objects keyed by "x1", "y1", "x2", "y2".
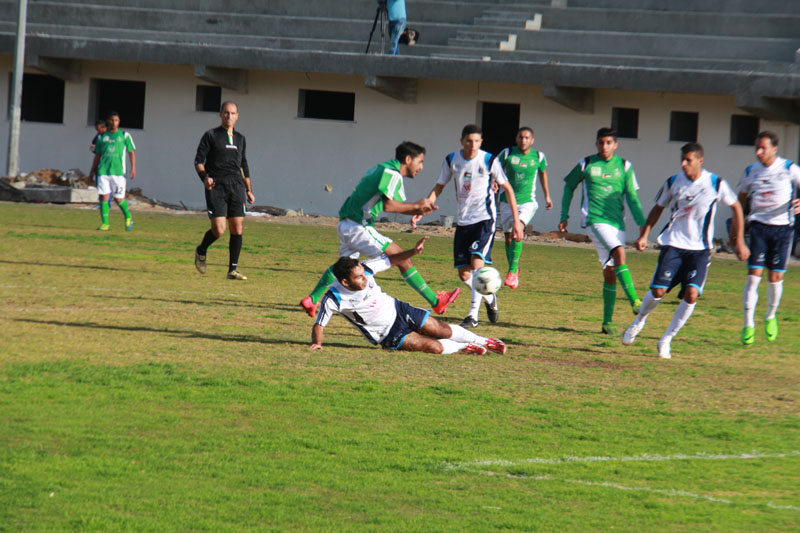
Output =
[{"x1": 16, "y1": 186, "x2": 99, "y2": 203}]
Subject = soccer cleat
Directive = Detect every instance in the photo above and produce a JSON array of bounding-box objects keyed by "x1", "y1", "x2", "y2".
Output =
[
  {"x1": 125, "y1": 218, "x2": 134, "y2": 231},
  {"x1": 226, "y1": 270, "x2": 247, "y2": 280},
  {"x1": 194, "y1": 247, "x2": 207, "y2": 274},
  {"x1": 741, "y1": 325, "x2": 755, "y2": 345},
  {"x1": 460, "y1": 315, "x2": 479, "y2": 329},
  {"x1": 97, "y1": 224, "x2": 109, "y2": 231},
  {"x1": 504, "y1": 271, "x2": 519, "y2": 289},
  {"x1": 484, "y1": 337, "x2": 506, "y2": 355},
  {"x1": 657, "y1": 338, "x2": 672, "y2": 359},
  {"x1": 601, "y1": 323, "x2": 617, "y2": 336},
  {"x1": 463, "y1": 343, "x2": 487, "y2": 355},
  {"x1": 300, "y1": 296, "x2": 319, "y2": 318},
  {"x1": 765, "y1": 318, "x2": 778, "y2": 342},
  {"x1": 433, "y1": 288, "x2": 461, "y2": 315},
  {"x1": 632, "y1": 298, "x2": 642, "y2": 315},
  {"x1": 622, "y1": 320, "x2": 644, "y2": 346},
  {"x1": 485, "y1": 294, "x2": 499, "y2": 323}
]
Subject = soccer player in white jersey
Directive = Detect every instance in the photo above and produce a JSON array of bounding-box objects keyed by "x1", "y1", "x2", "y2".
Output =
[
  {"x1": 418, "y1": 124, "x2": 524, "y2": 328},
  {"x1": 737, "y1": 131, "x2": 800, "y2": 345},
  {"x1": 310, "y1": 237, "x2": 507, "y2": 355},
  {"x1": 622, "y1": 143, "x2": 749, "y2": 359}
]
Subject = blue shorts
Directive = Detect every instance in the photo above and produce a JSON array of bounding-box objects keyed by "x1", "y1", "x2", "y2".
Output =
[
  {"x1": 747, "y1": 221, "x2": 794, "y2": 272},
  {"x1": 651, "y1": 246, "x2": 711, "y2": 295},
  {"x1": 453, "y1": 219, "x2": 495, "y2": 268},
  {"x1": 381, "y1": 299, "x2": 431, "y2": 350}
]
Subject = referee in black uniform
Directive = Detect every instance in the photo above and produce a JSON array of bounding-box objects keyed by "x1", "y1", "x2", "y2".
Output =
[{"x1": 193, "y1": 101, "x2": 255, "y2": 279}]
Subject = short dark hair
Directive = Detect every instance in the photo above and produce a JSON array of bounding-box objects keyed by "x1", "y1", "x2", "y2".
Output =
[
  {"x1": 756, "y1": 130, "x2": 779, "y2": 147},
  {"x1": 680, "y1": 142, "x2": 704, "y2": 158},
  {"x1": 596, "y1": 127, "x2": 617, "y2": 141},
  {"x1": 220, "y1": 101, "x2": 238, "y2": 113},
  {"x1": 518, "y1": 126, "x2": 534, "y2": 136},
  {"x1": 332, "y1": 256, "x2": 361, "y2": 283},
  {"x1": 107, "y1": 110, "x2": 120, "y2": 120},
  {"x1": 95, "y1": 118, "x2": 107, "y2": 127},
  {"x1": 395, "y1": 141, "x2": 426, "y2": 163},
  {"x1": 461, "y1": 124, "x2": 482, "y2": 139}
]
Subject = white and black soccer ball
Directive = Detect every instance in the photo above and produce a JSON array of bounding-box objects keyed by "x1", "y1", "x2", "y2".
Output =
[{"x1": 473, "y1": 266, "x2": 502, "y2": 295}]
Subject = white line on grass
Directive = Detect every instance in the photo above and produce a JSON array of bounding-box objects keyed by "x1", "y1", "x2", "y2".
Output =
[
  {"x1": 442, "y1": 450, "x2": 800, "y2": 470},
  {"x1": 479, "y1": 471, "x2": 800, "y2": 512}
]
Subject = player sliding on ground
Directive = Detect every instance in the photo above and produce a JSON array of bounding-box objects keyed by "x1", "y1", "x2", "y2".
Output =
[
  {"x1": 309, "y1": 236, "x2": 506, "y2": 355},
  {"x1": 300, "y1": 141, "x2": 460, "y2": 318}
]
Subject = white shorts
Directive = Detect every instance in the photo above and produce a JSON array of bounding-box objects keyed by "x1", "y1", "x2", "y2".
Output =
[
  {"x1": 97, "y1": 175, "x2": 126, "y2": 199},
  {"x1": 499, "y1": 201, "x2": 537, "y2": 232},
  {"x1": 587, "y1": 222, "x2": 626, "y2": 267},
  {"x1": 337, "y1": 219, "x2": 393, "y2": 259}
]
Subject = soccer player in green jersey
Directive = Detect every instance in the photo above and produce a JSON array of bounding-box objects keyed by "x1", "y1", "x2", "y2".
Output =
[
  {"x1": 559, "y1": 127, "x2": 646, "y2": 335},
  {"x1": 300, "y1": 141, "x2": 460, "y2": 318},
  {"x1": 498, "y1": 126, "x2": 552, "y2": 289},
  {"x1": 88, "y1": 111, "x2": 136, "y2": 231}
]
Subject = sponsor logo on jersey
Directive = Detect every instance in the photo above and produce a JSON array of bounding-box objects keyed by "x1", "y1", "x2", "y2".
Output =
[
  {"x1": 590, "y1": 167, "x2": 602, "y2": 177},
  {"x1": 463, "y1": 172, "x2": 472, "y2": 192},
  {"x1": 511, "y1": 156, "x2": 520, "y2": 165}
]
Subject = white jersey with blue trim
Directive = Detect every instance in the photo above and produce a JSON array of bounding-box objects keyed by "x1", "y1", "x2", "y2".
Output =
[
  {"x1": 314, "y1": 256, "x2": 397, "y2": 344},
  {"x1": 437, "y1": 149, "x2": 508, "y2": 226},
  {"x1": 737, "y1": 156, "x2": 800, "y2": 226},
  {"x1": 654, "y1": 169, "x2": 738, "y2": 251}
]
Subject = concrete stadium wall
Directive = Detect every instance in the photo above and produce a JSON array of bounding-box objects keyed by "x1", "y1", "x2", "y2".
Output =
[{"x1": 1, "y1": 57, "x2": 797, "y2": 238}]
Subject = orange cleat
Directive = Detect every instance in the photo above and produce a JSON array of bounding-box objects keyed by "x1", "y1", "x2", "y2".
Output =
[
  {"x1": 504, "y1": 271, "x2": 519, "y2": 289},
  {"x1": 432, "y1": 287, "x2": 461, "y2": 315},
  {"x1": 300, "y1": 296, "x2": 319, "y2": 318}
]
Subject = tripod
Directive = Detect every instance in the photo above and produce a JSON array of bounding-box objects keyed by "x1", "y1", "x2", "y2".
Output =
[{"x1": 365, "y1": 0, "x2": 387, "y2": 54}]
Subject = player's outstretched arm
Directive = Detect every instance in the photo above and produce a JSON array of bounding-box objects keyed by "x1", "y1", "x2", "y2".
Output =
[
  {"x1": 729, "y1": 201, "x2": 750, "y2": 262},
  {"x1": 636, "y1": 204, "x2": 664, "y2": 251},
  {"x1": 540, "y1": 170, "x2": 553, "y2": 209},
  {"x1": 383, "y1": 196, "x2": 437, "y2": 217},
  {"x1": 310, "y1": 324, "x2": 325, "y2": 350},
  {"x1": 386, "y1": 236, "x2": 429, "y2": 266}
]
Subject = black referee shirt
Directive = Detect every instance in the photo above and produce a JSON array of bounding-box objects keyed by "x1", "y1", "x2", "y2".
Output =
[{"x1": 194, "y1": 126, "x2": 250, "y2": 179}]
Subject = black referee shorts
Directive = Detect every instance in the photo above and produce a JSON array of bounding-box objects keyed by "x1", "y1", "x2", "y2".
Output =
[{"x1": 205, "y1": 176, "x2": 246, "y2": 218}]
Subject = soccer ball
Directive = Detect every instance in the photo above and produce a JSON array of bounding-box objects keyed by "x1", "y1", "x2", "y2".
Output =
[{"x1": 473, "y1": 266, "x2": 502, "y2": 295}]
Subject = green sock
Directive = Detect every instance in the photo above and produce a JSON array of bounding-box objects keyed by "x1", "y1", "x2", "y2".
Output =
[
  {"x1": 603, "y1": 283, "x2": 616, "y2": 325},
  {"x1": 508, "y1": 240, "x2": 523, "y2": 274},
  {"x1": 614, "y1": 264, "x2": 638, "y2": 305},
  {"x1": 100, "y1": 201, "x2": 109, "y2": 225},
  {"x1": 402, "y1": 266, "x2": 438, "y2": 307},
  {"x1": 118, "y1": 199, "x2": 131, "y2": 219},
  {"x1": 309, "y1": 266, "x2": 336, "y2": 304}
]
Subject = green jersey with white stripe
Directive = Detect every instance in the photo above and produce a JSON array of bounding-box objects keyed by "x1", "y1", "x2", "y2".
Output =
[
  {"x1": 339, "y1": 159, "x2": 406, "y2": 226},
  {"x1": 94, "y1": 130, "x2": 135, "y2": 176},
  {"x1": 498, "y1": 147, "x2": 547, "y2": 205},
  {"x1": 561, "y1": 153, "x2": 646, "y2": 231}
]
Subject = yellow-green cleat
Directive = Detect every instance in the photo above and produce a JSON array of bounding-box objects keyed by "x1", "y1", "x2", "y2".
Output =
[
  {"x1": 632, "y1": 298, "x2": 642, "y2": 315},
  {"x1": 601, "y1": 323, "x2": 617, "y2": 336},
  {"x1": 125, "y1": 218, "x2": 133, "y2": 231},
  {"x1": 765, "y1": 318, "x2": 778, "y2": 342},
  {"x1": 740, "y1": 325, "x2": 755, "y2": 345},
  {"x1": 97, "y1": 223, "x2": 110, "y2": 231}
]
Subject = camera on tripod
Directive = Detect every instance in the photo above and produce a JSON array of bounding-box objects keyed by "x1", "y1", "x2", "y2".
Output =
[{"x1": 365, "y1": 0, "x2": 389, "y2": 54}]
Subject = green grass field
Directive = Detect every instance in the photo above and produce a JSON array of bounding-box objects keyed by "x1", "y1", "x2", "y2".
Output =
[{"x1": 1, "y1": 202, "x2": 798, "y2": 531}]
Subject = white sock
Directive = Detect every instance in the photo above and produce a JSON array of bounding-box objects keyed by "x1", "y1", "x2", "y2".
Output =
[
  {"x1": 468, "y1": 270, "x2": 482, "y2": 318},
  {"x1": 743, "y1": 274, "x2": 761, "y2": 327},
  {"x1": 662, "y1": 299, "x2": 696, "y2": 341},
  {"x1": 448, "y1": 324, "x2": 486, "y2": 344},
  {"x1": 438, "y1": 338, "x2": 467, "y2": 354},
  {"x1": 765, "y1": 280, "x2": 783, "y2": 320},
  {"x1": 635, "y1": 290, "x2": 661, "y2": 325}
]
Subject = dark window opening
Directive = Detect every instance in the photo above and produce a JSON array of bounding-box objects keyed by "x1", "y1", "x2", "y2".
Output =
[
  {"x1": 196, "y1": 85, "x2": 222, "y2": 112},
  {"x1": 480, "y1": 102, "x2": 520, "y2": 156},
  {"x1": 730, "y1": 114, "x2": 759, "y2": 146},
  {"x1": 13, "y1": 73, "x2": 65, "y2": 123},
  {"x1": 298, "y1": 89, "x2": 355, "y2": 121},
  {"x1": 611, "y1": 107, "x2": 639, "y2": 139},
  {"x1": 88, "y1": 78, "x2": 146, "y2": 129},
  {"x1": 669, "y1": 111, "x2": 698, "y2": 143}
]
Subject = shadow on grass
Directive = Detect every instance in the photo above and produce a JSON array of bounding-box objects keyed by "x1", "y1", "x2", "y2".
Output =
[
  {"x1": 0, "y1": 258, "x2": 139, "y2": 273},
  {"x1": 13, "y1": 317, "x2": 314, "y2": 346}
]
